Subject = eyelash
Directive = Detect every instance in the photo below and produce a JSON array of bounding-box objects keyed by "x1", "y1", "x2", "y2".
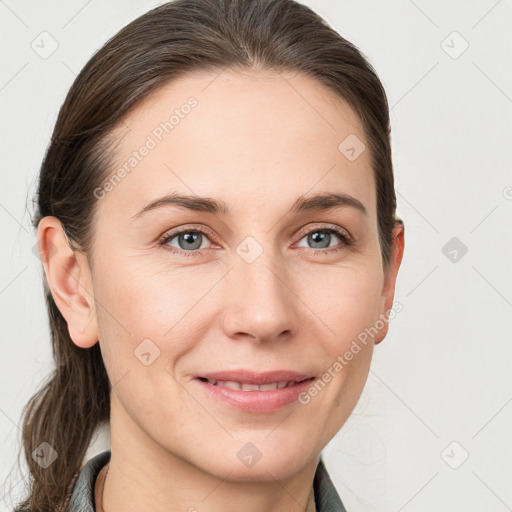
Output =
[{"x1": 157, "y1": 224, "x2": 353, "y2": 257}]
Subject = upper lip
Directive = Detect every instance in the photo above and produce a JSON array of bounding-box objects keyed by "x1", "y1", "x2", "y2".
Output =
[{"x1": 196, "y1": 370, "x2": 314, "y2": 385}]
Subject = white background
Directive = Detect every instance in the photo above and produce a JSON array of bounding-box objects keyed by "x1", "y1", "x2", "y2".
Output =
[{"x1": 1, "y1": 1, "x2": 511, "y2": 511}]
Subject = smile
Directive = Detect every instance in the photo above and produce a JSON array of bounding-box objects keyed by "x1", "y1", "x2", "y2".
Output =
[
  {"x1": 198, "y1": 377, "x2": 300, "y2": 391},
  {"x1": 194, "y1": 372, "x2": 316, "y2": 413}
]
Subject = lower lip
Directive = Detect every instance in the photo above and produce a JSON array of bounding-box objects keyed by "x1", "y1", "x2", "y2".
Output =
[{"x1": 195, "y1": 378, "x2": 315, "y2": 413}]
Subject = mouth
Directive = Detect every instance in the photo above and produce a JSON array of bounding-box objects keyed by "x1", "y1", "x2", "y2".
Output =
[
  {"x1": 193, "y1": 370, "x2": 316, "y2": 413},
  {"x1": 196, "y1": 376, "x2": 311, "y2": 391}
]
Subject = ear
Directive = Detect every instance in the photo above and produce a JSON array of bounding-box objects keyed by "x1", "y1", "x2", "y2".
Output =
[
  {"x1": 36, "y1": 216, "x2": 99, "y2": 348},
  {"x1": 374, "y1": 220, "x2": 405, "y2": 345}
]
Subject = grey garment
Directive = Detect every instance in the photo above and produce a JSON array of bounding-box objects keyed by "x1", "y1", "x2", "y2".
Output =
[{"x1": 67, "y1": 450, "x2": 347, "y2": 512}]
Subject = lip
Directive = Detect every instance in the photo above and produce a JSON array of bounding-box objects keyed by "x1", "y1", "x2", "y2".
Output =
[{"x1": 194, "y1": 370, "x2": 315, "y2": 413}]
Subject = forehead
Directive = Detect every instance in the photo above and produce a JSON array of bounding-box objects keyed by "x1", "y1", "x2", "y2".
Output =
[{"x1": 99, "y1": 68, "x2": 375, "y2": 223}]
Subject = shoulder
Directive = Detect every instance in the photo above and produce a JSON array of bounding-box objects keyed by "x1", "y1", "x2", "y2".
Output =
[
  {"x1": 67, "y1": 450, "x2": 111, "y2": 512},
  {"x1": 313, "y1": 457, "x2": 348, "y2": 512},
  {"x1": 9, "y1": 452, "x2": 111, "y2": 512}
]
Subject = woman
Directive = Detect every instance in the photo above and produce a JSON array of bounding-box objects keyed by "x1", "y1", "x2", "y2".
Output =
[{"x1": 16, "y1": 0, "x2": 404, "y2": 510}]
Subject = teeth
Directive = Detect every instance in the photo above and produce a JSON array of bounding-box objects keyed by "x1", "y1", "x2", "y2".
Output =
[
  {"x1": 205, "y1": 379, "x2": 295, "y2": 391},
  {"x1": 217, "y1": 380, "x2": 241, "y2": 390},
  {"x1": 259, "y1": 383, "x2": 280, "y2": 391},
  {"x1": 241, "y1": 383, "x2": 260, "y2": 391}
]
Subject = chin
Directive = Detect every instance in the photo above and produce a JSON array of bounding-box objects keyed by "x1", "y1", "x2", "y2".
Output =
[{"x1": 194, "y1": 442, "x2": 316, "y2": 483}]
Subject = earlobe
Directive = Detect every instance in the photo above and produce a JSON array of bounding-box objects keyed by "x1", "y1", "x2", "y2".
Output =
[
  {"x1": 374, "y1": 220, "x2": 405, "y2": 345},
  {"x1": 36, "y1": 216, "x2": 99, "y2": 349}
]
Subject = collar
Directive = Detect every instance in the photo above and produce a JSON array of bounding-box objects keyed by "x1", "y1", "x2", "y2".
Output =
[{"x1": 68, "y1": 450, "x2": 347, "y2": 512}]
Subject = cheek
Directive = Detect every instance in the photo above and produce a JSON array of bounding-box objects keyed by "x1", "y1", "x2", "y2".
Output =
[
  {"x1": 92, "y1": 264, "x2": 202, "y2": 425},
  {"x1": 94, "y1": 256, "x2": 210, "y2": 337},
  {"x1": 92, "y1": 257, "x2": 223, "y2": 385},
  {"x1": 294, "y1": 264, "x2": 382, "y2": 421},
  {"x1": 294, "y1": 261, "x2": 384, "y2": 351}
]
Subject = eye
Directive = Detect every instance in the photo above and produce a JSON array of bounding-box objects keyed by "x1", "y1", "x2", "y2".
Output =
[
  {"x1": 295, "y1": 225, "x2": 352, "y2": 254},
  {"x1": 157, "y1": 226, "x2": 216, "y2": 256}
]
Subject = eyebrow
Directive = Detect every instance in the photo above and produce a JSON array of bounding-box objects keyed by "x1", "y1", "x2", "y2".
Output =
[{"x1": 130, "y1": 191, "x2": 367, "y2": 221}]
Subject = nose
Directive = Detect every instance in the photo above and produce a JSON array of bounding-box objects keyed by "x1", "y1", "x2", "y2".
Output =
[{"x1": 222, "y1": 250, "x2": 294, "y2": 343}]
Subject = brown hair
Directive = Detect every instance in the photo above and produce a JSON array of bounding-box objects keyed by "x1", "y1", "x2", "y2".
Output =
[{"x1": 14, "y1": 0, "x2": 398, "y2": 510}]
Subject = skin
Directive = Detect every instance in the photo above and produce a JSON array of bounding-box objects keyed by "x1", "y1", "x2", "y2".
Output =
[{"x1": 38, "y1": 68, "x2": 404, "y2": 512}]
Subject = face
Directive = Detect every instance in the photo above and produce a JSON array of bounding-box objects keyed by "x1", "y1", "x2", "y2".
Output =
[{"x1": 41, "y1": 68, "x2": 403, "y2": 482}]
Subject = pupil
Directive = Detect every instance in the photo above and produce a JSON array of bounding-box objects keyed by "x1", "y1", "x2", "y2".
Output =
[
  {"x1": 309, "y1": 231, "x2": 330, "y2": 249},
  {"x1": 180, "y1": 232, "x2": 201, "y2": 250}
]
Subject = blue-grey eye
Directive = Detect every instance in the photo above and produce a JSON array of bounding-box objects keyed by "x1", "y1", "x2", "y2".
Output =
[
  {"x1": 297, "y1": 229, "x2": 343, "y2": 250},
  {"x1": 167, "y1": 231, "x2": 208, "y2": 251}
]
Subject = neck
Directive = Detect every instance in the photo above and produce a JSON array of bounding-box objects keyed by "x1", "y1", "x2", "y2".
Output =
[
  {"x1": 99, "y1": 400, "x2": 318, "y2": 512},
  {"x1": 101, "y1": 451, "x2": 318, "y2": 512}
]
